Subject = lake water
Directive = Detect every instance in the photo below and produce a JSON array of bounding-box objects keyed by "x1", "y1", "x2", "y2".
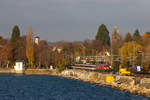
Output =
[{"x1": 0, "y1": 75, "x2": 149, "y2": 100}]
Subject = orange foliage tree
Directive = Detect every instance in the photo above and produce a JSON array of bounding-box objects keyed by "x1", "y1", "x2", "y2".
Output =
[
  {"x1": 26, "y1": 27, "x2": 34, "y2": 68},
  {"x1": 143, "y1": 32, "x2": 150, "y2": 54},
  {"x1": 142, "y1": 32, "x2": 150, "y2": 71},
  {"x1": 119, "y1": 41, "x2": 142, "y2": 67},
  {"x1": 0, "y1": 44, "x2": 13, "y2": 68}
]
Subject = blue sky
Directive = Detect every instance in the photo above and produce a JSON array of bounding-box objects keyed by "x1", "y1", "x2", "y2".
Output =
[{"x1": 0, "y1": 0, "x2": 150, "y2": 42}]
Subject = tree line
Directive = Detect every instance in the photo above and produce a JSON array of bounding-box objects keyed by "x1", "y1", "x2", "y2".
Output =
[
  {"x1": 0, "y1": 24, "x2": 150, "y2": 72},
  {"x1": 111, "y1": 27, "x2": 150, "y2": 72}
]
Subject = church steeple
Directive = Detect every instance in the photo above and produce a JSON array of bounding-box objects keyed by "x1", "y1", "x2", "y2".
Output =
[{"x1": 34, "y1": 36, "x2": 40, "y2": 45}]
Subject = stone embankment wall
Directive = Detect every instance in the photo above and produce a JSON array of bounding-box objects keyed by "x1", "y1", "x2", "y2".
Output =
[
  {"x1": 0, "y1": 69, "x2": 58, "y2": 76},
  {"x1": 25, "y1": 69, "x2": 58, "y2": 75},
  {"x1": 61, "y1": 69, "x2": 150, "y2": 97},
  {"x1": 0, "y1": 69, "x2": 15, "y2": 74}
]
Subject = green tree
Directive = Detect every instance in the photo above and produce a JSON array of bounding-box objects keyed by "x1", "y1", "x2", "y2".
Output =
[
  {"x1": 95, "y1": 24, "x2": 110, "y2": 46},
  {"x1": 11, "y1": 25, "x2": 20, "y2": 44},
  {"x1": 133, "y1": 29, "x2": 142, "y2": 43},
  {"x1": 10, "y1": 25, "x2": 21, "y2": 61},
  {"x1": 26, "y1": 27, "x2": 34, "y2": 68},
  {"x1": 124, "y1": 32, "x2": 132, "y2": 43}
]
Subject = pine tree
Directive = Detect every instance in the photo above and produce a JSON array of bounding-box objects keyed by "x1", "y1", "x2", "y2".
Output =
[
  {"x1": 10, "y1": 25, "x2": 21, "y2": 61},
  {"x1": 11, "y1": 25, "x2": 20, "y2": 44},
  {"x1": 133, "y1": 29, "x2": 141, "y2": 43},
  {"x1": 95, "y1": 24, "x2": 110, "y2": 46},
  {"x1": 26, "y1": 27, "x2": 34, "y2": 68},
  {"x1": 124, "y1": 32, "x2": 132, "y2": 42}
]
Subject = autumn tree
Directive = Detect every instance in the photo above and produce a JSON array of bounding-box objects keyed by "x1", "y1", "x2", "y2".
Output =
[
  {"x1": 90, "y1": 40, "x2": 103, "y2": 55},
  {"x1": 0, "y1": 44, "x2": 13, "y2": 68},
  {"x1": 57, "y1": 56, "x2": 69, "y2": 72},
  {"x1": 26, "y1": 27, "x2": 34, "y2": 68},
  {"x1": 71, "y1": 42, "x2": 85, "y2": 56},
  {"x1": 0, "y1": 36, "x2": 7, "y2": 45},
  {"x1": 34, "y1": 40, "x2": 52, "y2": 68},
  {"x1": 143, "y1": 32, "x2": 150, "y2": 48},
  {"x1": 142, "y1": 32, "x2": 150, "y2": 71},
  {"x1": 0, "y1": 36, "x2": 3, "y2": 44},
  {"x1": 83, "y1": 39, "x2": 105, "y2": 56},
  {"x1": 83, "y1": 40, "x2": 93, "y2": 55},
  {"x1": 119, "y1": 41, "x2": 142, "y2": 67},
  {"x1": 95, "y1": 24, "x2": 110, "y2": 46},
  {"x1": 56, "y1": 41, "x2": 73, "y2": 56}
]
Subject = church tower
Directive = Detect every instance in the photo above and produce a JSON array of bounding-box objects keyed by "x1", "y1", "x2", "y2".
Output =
[{"x1": 35, "y1": 36, "x2": 40, "y2": 45}]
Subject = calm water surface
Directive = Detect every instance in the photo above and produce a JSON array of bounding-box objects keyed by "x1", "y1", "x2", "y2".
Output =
[{"x1": 0, "y1": 75, "x2": 149, "y2": 100}]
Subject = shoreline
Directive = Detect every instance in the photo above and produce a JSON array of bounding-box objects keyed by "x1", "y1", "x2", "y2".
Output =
[
  {"x1": 61, "y1": 76, "x2": 145, "y2": 97},
  {"x1": 0, "y1": 69, "x2": 150, "y2": 98},
  {"x1": 60, "y1": 69, "x2": 150, "y2": 98}
]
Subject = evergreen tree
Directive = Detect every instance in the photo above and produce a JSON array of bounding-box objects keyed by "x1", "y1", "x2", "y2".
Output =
[
  {"x1": 133, "y1": 29, "x2": 141, "y2": 43},
  {"x1": 124, "y1": 32, "x2": 132, "y2": 42},
  {"x1": 11, "y1": 25, "x2": 20, "y2": 44},
  {"x1": 95, "y1": 24, "x2": 110, "y2": 46},
  {"x1": 10, "y1": 25, "x2": 20, "y2": 61}
]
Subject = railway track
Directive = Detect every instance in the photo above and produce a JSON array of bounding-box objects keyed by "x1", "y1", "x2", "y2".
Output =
[
  {"x1": 71, "y1": 64, "x2": 150, "y2": 78},
  {"x1": 131, "y1": 73, "x2": 150, "y2": 78}
]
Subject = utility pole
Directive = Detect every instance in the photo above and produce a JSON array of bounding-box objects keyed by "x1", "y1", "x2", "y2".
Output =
[
  {"x1": 142, "y1": 52, "x2": 144, "y2": 67},
  {"x1": 133, "y1": 45, "x2": 135, "y2": 67},
  {"x1": 139, "y1": 51, "x2": 144, "y2": 67},
  {"x1": 110, "y1": 47, "x2": 113, "y2": 67}
]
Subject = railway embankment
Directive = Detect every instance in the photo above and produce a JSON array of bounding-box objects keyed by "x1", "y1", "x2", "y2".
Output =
[{"x1": 61, "y1": 69, "x2": 150, "y2": 98}]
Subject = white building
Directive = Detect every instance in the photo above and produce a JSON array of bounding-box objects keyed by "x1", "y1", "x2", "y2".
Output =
[
  {"x1": 14, "y1": 61, "x2": 25, "y2": 74},
  {"x1": 52, "y1": 46, "x2": 62, "y2": 53}
]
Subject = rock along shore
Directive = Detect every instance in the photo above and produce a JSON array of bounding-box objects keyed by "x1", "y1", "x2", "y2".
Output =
[
  {"x1": 0, "y1": 69, "x2": 150, "y2": 98},
  {"x1": 61, "y1": 69, "x2": 150, "y2": 98}
]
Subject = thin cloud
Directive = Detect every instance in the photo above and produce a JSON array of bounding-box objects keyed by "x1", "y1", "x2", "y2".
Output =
[{"x1": 0, "y1": 0, "x2": 149, "y2": 41}]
